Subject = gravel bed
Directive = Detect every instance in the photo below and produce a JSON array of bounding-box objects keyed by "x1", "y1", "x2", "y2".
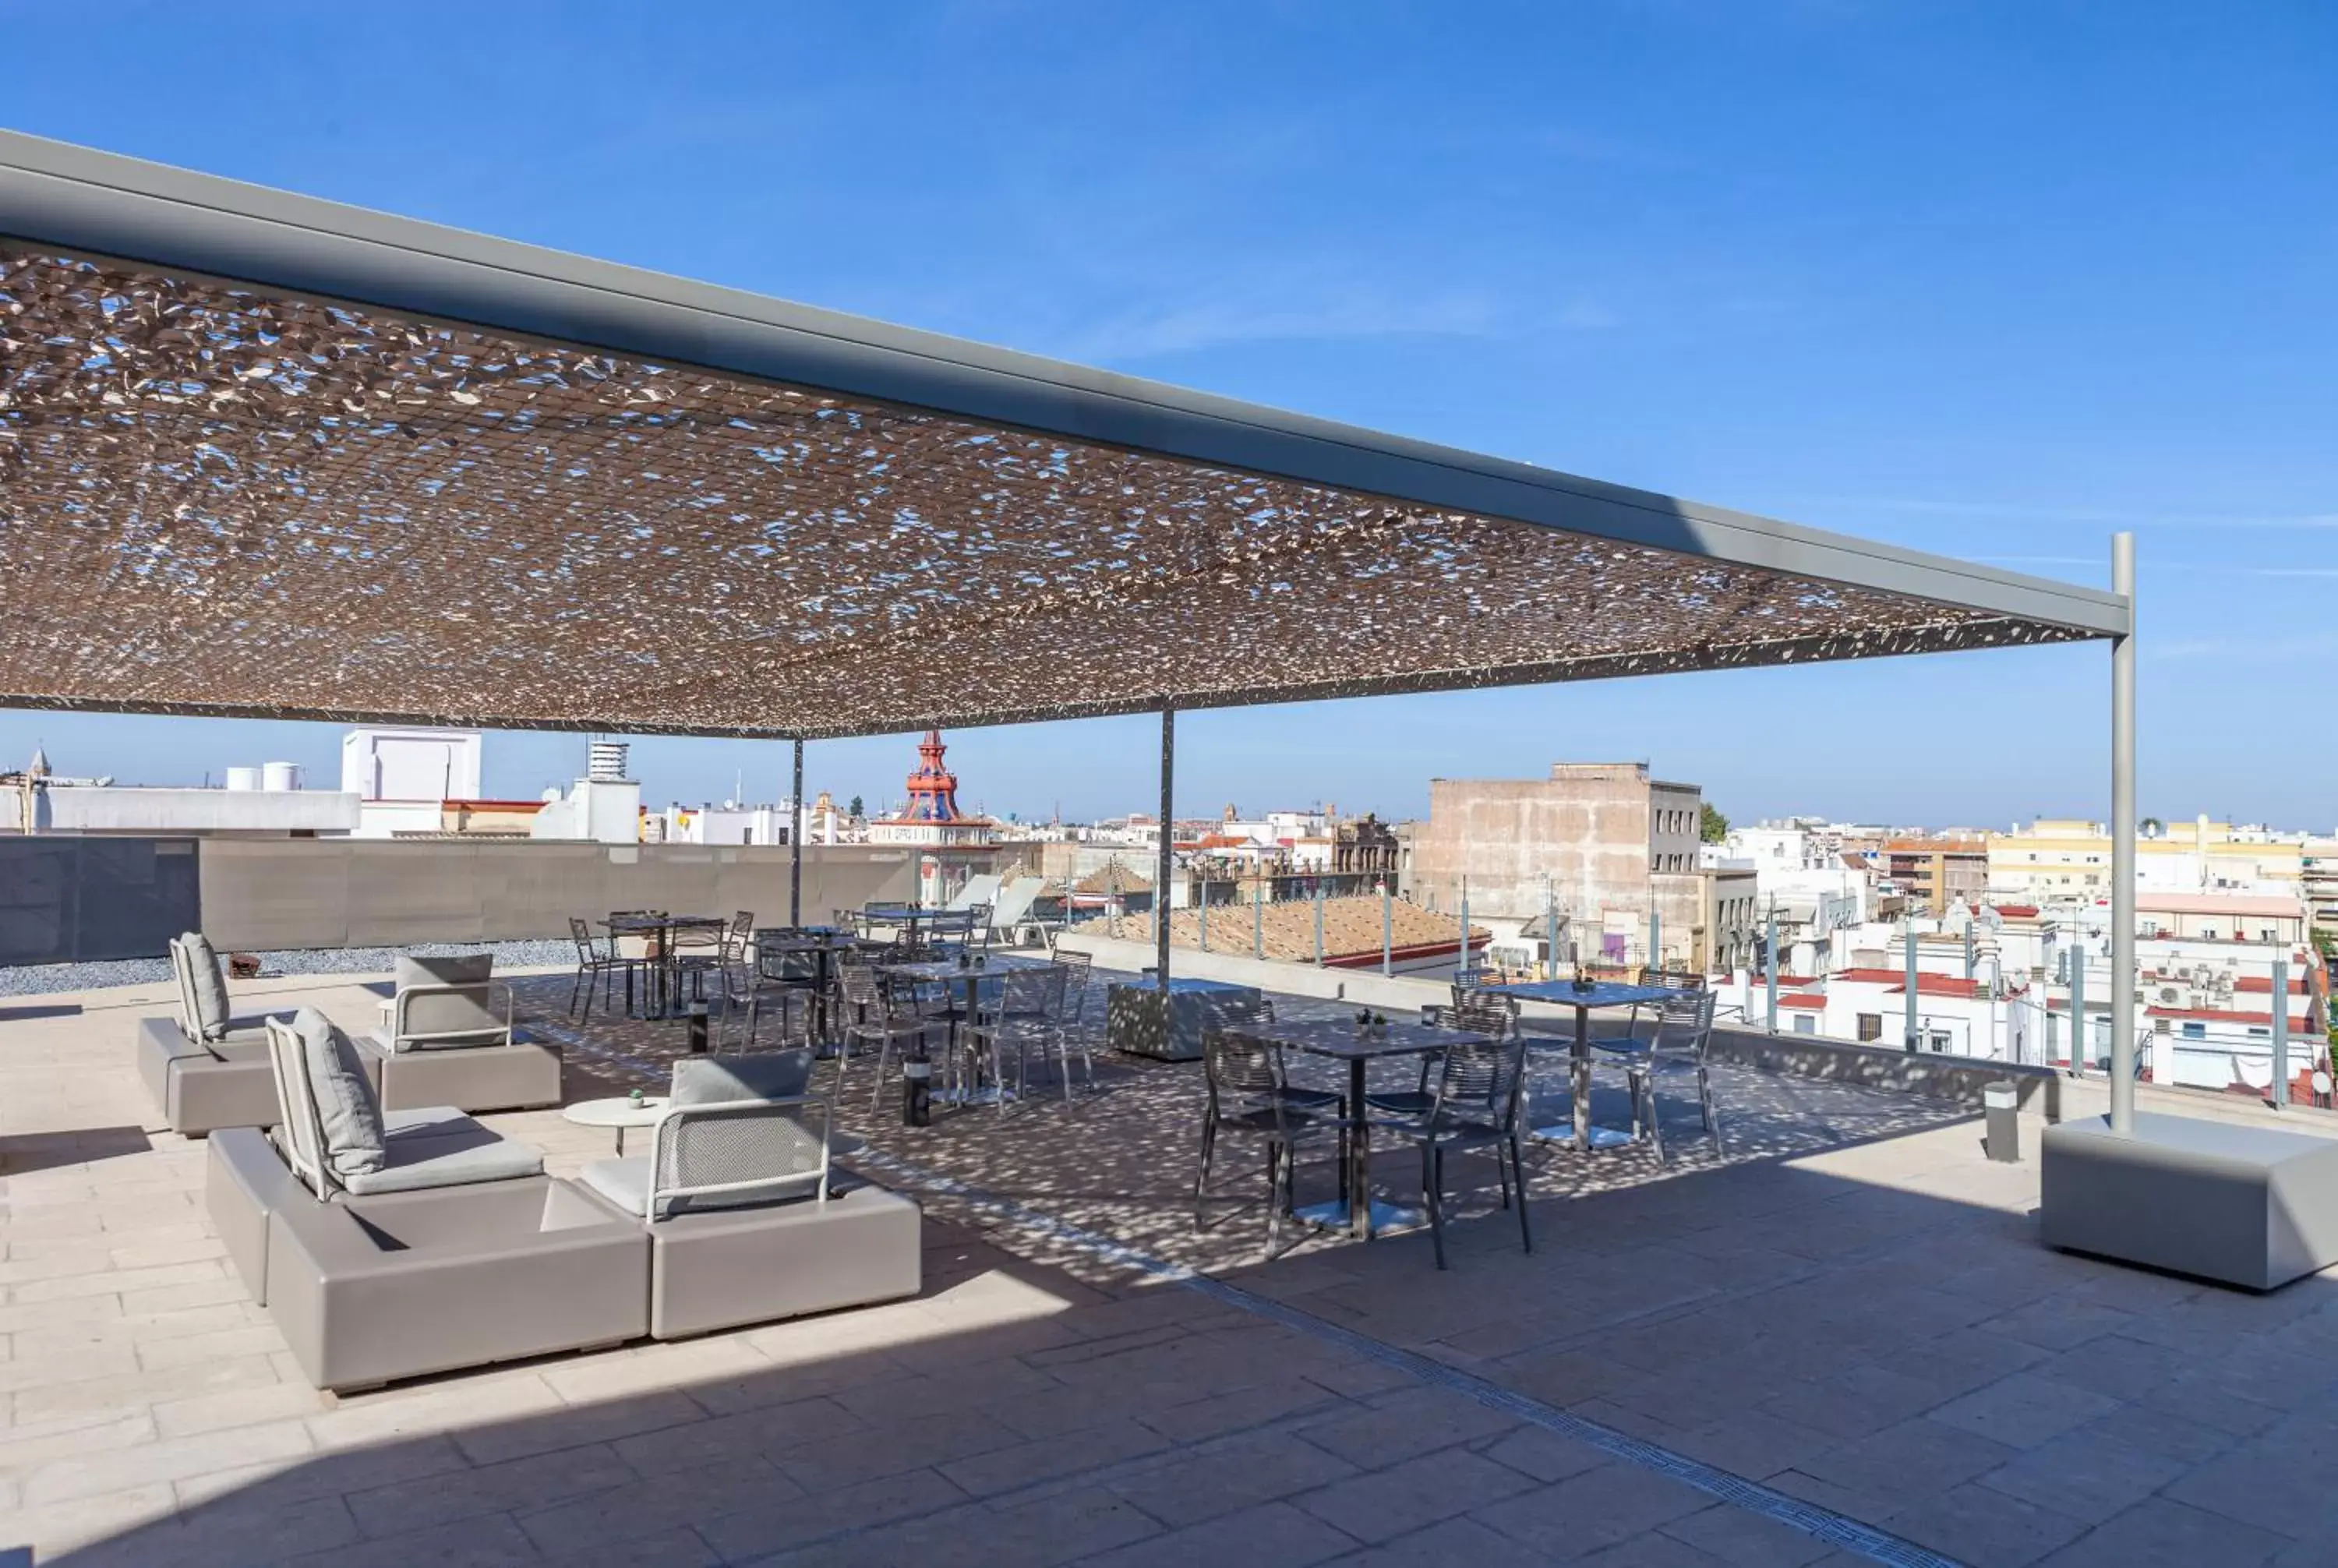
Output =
[{"x1": 0, "y1": 939, "x2": 575, "y2": 999}]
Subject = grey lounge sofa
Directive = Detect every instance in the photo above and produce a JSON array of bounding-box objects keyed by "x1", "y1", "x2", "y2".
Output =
[
  {"x1": 355, "y1": 954, "x2": 563, "y2": 1113},
  {"x1": 579, "y1": 1054, "x2": 922, "y2": 1340},
  {"x1": 207, "y1": 1008, "x2": 548, "y2": 1307},
  {"x1": 136, "y1": 933, "x2": 278, "y2": 1135}
]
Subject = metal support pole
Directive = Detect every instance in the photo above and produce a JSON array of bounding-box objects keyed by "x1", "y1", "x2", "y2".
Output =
[
  {"x1": 1964, "y1": 923, "x2": 1975, "y2": 980},
  {"x1": 2273, "y1": 957, "x2": 2290, "y2": 1108},
  {"x1": 1764, "y1": 899, "x2": 1778, "y2": 1034},
  {"x1": 1905, "y1": 923, "x2": 1920, "y2": 1052},
  {"x1": 1198, "y1": 881, "x2": 1208, "y2": 953},
  {"x1": 2071, "y1": 948, "x2": 2087, "y2": 1076},
  {"x1": 1543, "y1": 884, "x2": 1557, "y2": 983},
  {"x1": 1381, "y1": 884, "x2": 1393, "y2": 977},
  {"x1": 1253, "y1": 876, "x2": 1263, "y2": 959},
  {"x1": 788, "y1": 737, "x2": 804, "y2": 927},
  {"x1": 2109, "y1": 531, "x2": 2138, "y2": 1133},
  {"x1": 1312, "y1": 883, "x2": 1325, "y2": 968},
  {"x1": 1156, "y1": 707, "x2": 1174, "y2": 991},
  {"x1": 1649, "y1": 909, "x2": 1662, "y2": 980},
  {"x1": 1459, "y1": 879, "x2": 1471, "y2": 983}
]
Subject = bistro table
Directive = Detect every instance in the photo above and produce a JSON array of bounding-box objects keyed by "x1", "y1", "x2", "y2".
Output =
[
  {"x1": 1484, "y1": 979, "x2": 1690, "y2": 1152},
  {"x1": 563, "y1": 1093, "x2": 668, "y2": 1155},
  {"x1": 602, "y1": 913, "x2": 727, "y2": 1020},
  {"x1": 878, "y1": 952, "x2": 1058, "y2": 1105},
  {"x1": 1222, "y1": 1015, "x2": 1498, "y2": 1241}
]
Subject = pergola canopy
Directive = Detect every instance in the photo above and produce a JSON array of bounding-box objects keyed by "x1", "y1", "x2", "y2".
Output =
[{"x1": 0, "y1": 132, "x2": 2128, "y2": 741}]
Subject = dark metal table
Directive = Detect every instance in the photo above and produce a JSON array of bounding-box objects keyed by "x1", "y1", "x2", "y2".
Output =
[
  {"x1": 755, "y1": 927, "x2": 853, "y2": 1040},
  {"x1": 1224, "y1": 1016, "x2": 1496, "y2": 1240},
  {"x1": 602, "y1": 913, "x2": 726, "y2": 1020},
  {"x1": 1484, "y1": 980, "x2": 1689, "y2": 1150}
]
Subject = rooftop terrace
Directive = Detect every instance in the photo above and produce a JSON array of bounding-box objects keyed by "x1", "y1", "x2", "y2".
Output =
[{"x1": 6, "y1": 961, "x2": 2338, "y2": 1566}]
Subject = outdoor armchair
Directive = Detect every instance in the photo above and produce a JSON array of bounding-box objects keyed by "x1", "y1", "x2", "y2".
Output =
[
  {"x1": 1364, "y1": 1024, "x2": 1533, "y2": 1270},
  {"x1": 137, "y1": 931, "x2": 279, "y2": 1135},
  {"x1": 355, "y1": 952, "x2": 563, "y2": 1112}
]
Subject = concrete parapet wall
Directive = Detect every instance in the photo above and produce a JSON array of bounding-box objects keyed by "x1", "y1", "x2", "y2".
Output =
[{"x1": 198, "y1": 842, "x2": 919, "y2": 952}]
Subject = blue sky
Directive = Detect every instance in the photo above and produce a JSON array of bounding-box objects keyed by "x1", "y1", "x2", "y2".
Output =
[{"x1": 4, "y1": 2, "x2": 2334, "y2": 829}]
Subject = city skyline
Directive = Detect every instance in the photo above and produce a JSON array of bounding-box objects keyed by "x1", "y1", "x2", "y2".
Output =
[{"x1": 4, "y1": 5, "x2": 2333, "y2": 825}]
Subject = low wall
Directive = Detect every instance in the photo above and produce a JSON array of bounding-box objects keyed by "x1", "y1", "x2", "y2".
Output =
[{"x1": 197, "y1": 842, "x2": 919, "y2": 952}]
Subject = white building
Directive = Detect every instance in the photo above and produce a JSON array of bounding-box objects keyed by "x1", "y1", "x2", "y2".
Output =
[
  {"x1": 530, "y1": 741, "x2": 642, "y2": 846},
  {"x1": 342, "y1": 727, "x2": 483, "y2": 839},
  {"x1": 9, "y1": 750, "x2": 358, "y2": 837}
]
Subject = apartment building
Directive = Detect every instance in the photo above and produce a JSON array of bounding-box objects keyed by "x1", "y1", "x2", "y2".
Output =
[
  {"x1": 1881, "y1": 838, "x2": 1987, "y2": 913},
  {"x1": 1411, "y1": 762, "x2": 1704, "y2": 971},
  {"x1": 1988, "y1": 816, "x2": 2307, "y2": 901}
]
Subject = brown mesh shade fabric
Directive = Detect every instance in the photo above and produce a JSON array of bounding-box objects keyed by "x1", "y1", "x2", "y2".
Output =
[{"x1": 1, "y1": 245, "x2": 2102, "y2": 739}]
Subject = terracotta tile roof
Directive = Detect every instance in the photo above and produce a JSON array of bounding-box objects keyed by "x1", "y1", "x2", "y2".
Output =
[
  {"x1": 1778, "y1": 994, "x2": 1828, "y2": 1010},
  {"x1": 2236, "y1": 975, "x2": 2309, "y2": 994},
  {"x1": 1084, "y1": 896, "x2": 1485, "y2": 964},
  {"x1": 2149, "y1": 1005, "x2": 2319, "y2": 1030}
]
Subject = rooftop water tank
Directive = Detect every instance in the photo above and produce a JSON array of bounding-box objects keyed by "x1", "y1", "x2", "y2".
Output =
[
  {"x1": 224, "y1": 766, "x2": 261, "y2": 793},
  {"x1": 262, "y1": 761, "x2": 302, "y2": 792}
]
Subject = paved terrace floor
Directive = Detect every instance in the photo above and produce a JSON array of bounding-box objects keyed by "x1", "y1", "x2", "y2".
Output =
[{"x1": 5, "y1": 966, "x2": 2338, "y2": 1567}]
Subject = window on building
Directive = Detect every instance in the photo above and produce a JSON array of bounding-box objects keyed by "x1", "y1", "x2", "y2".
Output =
[
  {"x1": 1929, "y1": 1032, "x2": 1954, "y2": 1052},
  {"x1": 1857, "y1": 1013, "x2": 1883, "y2": 1042},
  {"x1": 1792, "y1": 1014, "x2": 1817, "y2": 1035}
]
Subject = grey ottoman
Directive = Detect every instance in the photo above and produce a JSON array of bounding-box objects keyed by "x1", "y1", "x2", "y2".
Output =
[
  {"x1": 2043, "y1": 1111, "x2": 2338, "y2": 1291},
  {"x1": 635, "y1": 1181, "x2": 923, "y2": 1341}
]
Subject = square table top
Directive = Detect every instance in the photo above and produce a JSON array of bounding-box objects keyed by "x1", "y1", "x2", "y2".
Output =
[
  {"x1": 1225, "y1": 1016, "x2": 1495, "y2": 1061},
  {"x1": 604, "y1": 913, "x2": 726, "y2": 934},
  {"x1": 1484, "y1": 980, "x2": 1686, "y2": 1010}
]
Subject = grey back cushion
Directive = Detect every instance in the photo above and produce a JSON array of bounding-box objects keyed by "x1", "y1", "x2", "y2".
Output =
[
  {"x1": 396, "y1": 953, "x2": 493, "y2": 989},
  {"x1": 295, "y1": 1005, "x2": 386, "y2": 1180},
  {"x1": 672, "y1": 1051, "x2": 814, "y2": 1105},
  {"x1": 182, "y1": 931, "x2": 232, "y2": 1042}
]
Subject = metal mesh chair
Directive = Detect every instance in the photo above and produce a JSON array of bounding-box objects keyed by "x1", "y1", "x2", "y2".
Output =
[
  {"x1": 1599, "y1": 988, "x2": 1722, "y2": 1164},
  {"x1": 964, "y1": 966, "x2": 1068, "y2": 1111},
  {"x1": 1194, "y1": 1026, "x2": 1341, "y2": 1260},
  {"x1": 1026, "y1": 953, "x2": 1097, "y2": 1100},
  {"x1": 567, "y1": 916, "x2": 637, "y2": 1022},
  {"x1": 839, "y1": 961, "x2": 938, "y2": 1110},
  {"x1": 1366, "y1": 1024, "x2": 1532, "y2": 1269}
]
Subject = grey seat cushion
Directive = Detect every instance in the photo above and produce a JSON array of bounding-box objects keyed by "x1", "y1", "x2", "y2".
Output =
[
  {"x1": 343, "y1": 1114, "x2": 545, "y2": 1195},
  {"x1": 183, "y1": 931, "x2": 233, "y2": 1043},
  {"x1": 579, "y1": 1154, "x2": 823, "y2": 1220},
  {"x1": 294, "y1": 1006, "x2": 387, "y2": 1180}
]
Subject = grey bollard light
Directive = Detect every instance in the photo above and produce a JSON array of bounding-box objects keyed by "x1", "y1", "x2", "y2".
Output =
[{"x1": 1983, "y1": 1080, "x2": 2020, "y2": 1163}]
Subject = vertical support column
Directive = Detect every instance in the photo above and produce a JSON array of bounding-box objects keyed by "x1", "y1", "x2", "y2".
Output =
[
  {"x1": 1764, "y1": 898, "x2": 1778, "y2": 1034},
  {"x1": 1905, "y1": 923, "x2": 1920, "y2": 1052},
  {"x1": 1964, "y1": 923, "x2": 1976, "y2": 979},
  {"x1": 2272, "y1": 957, "x2": 2290, "y2": 1108},
  {"x1": 1459, "y1": 879, "x2": 1471, "y2": 984},
  {"x1": 1156, "y1": 706, "x2": 1174, "y2": 991},
  {"x1": 1198, "y1": 882, "x2": 1209, "y2": 953},
  {"x1": 2109, "y1": 531, "x2": 2138, "y2": 1133},
  {"x1": 1543, "y1": 883, "x2": 1557, "y2": 983},
  {"x1": 1649, "y1": 909, "x2": 1662, "y2": 981},
  {"x1": 788, "y1": 737, "x2": 804, "y2": 927},
  {"x1": 1253, "y1": 876, "x2": 1263, "y2": 959},
  {"x1": 1381, "y1": 883, "x2": 1393, "y2": 977},
  {"x1": 1312, "y1": 881, "x2": 1324, "y2": 967}
]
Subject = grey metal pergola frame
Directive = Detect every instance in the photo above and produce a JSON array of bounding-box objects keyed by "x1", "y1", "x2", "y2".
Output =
[{"x1": 0, "y1": 129, "x2": 2142, "y2": 1129}]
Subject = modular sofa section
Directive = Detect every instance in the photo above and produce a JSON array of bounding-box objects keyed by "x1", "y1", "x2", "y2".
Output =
[
  {"x1": 266, "y1": 1177, "x2": 648, "y2": 1392},
  {"x1": 2042, "y1": 1111, "x2": 2338, "y2": 1291},
  {"x1": 207, "y1": 1127, "x2": 302, "y2": 1305},
  {"x1": 648, "y1": 1182, "x2": 922, "y2": 1340}
]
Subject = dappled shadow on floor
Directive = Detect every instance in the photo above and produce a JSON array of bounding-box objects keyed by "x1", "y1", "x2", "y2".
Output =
[{"x1": 46, "y1": 966, "x2": 2338, "y2": 1565}]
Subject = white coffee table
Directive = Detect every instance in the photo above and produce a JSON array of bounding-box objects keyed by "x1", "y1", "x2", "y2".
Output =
[{"x1": 563, "y1": 1094, "x2": 669, "y2": 1155}]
